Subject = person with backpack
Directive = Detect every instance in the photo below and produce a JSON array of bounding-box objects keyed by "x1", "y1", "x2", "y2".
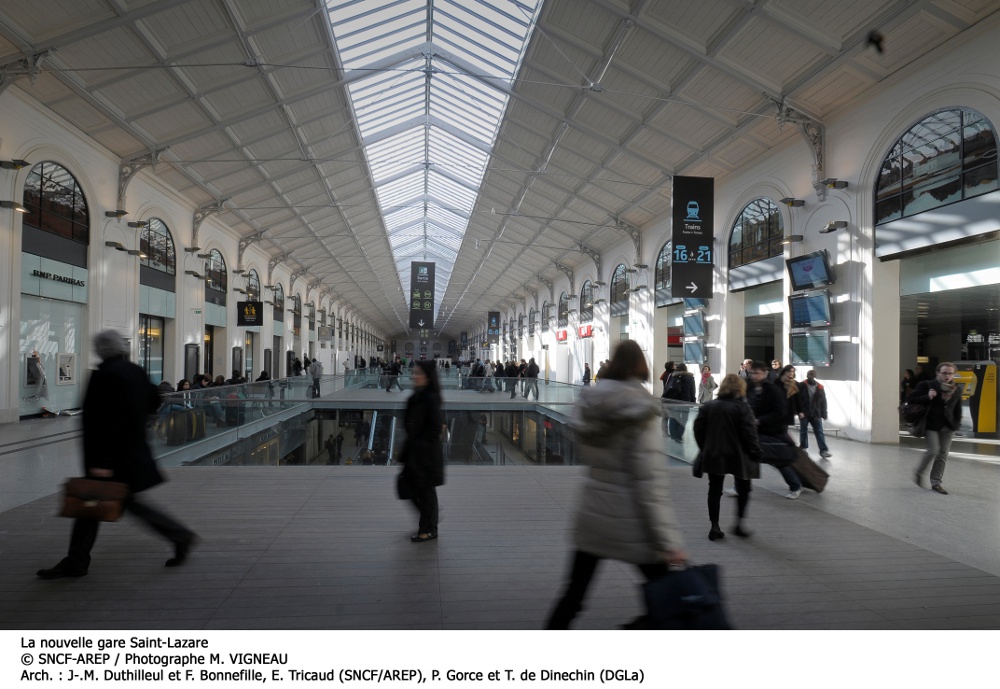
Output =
[
  {"x1": 662, "y1": 363, "x2": 695, "y2": 440},
  {"x1": 909, "y1": 362, "x2": 962, "y2": 494},
  {"x1": 523, "y1": 357, "x2": 540, "y2": 400}
]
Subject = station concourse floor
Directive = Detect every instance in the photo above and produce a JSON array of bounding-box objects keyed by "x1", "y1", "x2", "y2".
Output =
[{"x1": 2, "y1": 395, "x2": 1000, "y2": 631}]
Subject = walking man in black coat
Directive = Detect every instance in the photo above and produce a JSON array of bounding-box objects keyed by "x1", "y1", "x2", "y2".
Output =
[{"x1": 36, "y1": 330, "x2": 197, "y2": 579}]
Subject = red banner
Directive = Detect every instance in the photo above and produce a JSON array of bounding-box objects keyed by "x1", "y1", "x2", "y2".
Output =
[
  {"x1": 556, "y1": 329, "x2": 568, "y2": 342},
  {"x1": 578, "y1": 324, "x2": 592, "y2": 338}
]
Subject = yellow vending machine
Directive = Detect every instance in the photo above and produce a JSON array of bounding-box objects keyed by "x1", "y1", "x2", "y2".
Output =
[{"x1": 955, "y1": 361, "x2": 997, "y2": 437}]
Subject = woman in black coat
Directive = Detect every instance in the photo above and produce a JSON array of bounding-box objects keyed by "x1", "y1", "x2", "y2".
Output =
[
  {"x1": 399, "y1": 360, "x2": 445, "y2": 542},
  {"x1": 693, "y1": 373, "x2": 762, "y2": 541}
]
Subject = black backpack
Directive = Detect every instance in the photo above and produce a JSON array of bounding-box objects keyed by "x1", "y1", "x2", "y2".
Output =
[{"x1": 663, "y1": 373, "x2": 684, "y2": 400}]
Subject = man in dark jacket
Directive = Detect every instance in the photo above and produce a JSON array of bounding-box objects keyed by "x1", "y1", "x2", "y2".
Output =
[
  {"x1": 37, "y1": 330, "x2": 197, "y2": 579},
  {"x1": 523, "y1": 357, "x2": 540, "y2": 400},
  {"x1": 385, "y1": 356, "x2": 403, "y2": 392},
  {"x1": 797, "y1": 370, "x2": 831, "y2": 458},
  {"x1": 909, "y1": 362, "x2": 962, "y2": 494},
  {"x1": 747, "y1": 361, "x2": 803, "y2": 499}
]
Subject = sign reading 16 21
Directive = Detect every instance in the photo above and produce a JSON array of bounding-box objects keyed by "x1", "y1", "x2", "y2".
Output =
[{"x1": 670, "y1": 178, "x2": 715, "y2": 299}]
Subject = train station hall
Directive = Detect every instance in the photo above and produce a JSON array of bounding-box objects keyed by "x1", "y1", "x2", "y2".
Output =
[{"x1": 1, "y1": 0, "x2": 1000, "y2": 643}]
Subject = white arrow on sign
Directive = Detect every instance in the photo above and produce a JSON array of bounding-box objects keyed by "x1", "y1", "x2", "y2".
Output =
[
  {"x1": 686, "y1": 282, "x2": 698, "y2": 293},
  {"x1": 418, "y1": 319, "x2": 425, "y2": 327}
]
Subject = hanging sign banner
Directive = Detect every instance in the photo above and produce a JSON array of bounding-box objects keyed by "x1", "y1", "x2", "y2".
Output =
[
  {"x1": 487, "y1": 311, "x2": 501, "y2": 344},
  {"x1": 409, "y1": 262, "x2": 436, "y2": 329},
  {"x1": 670, "y1": 176, "x2": 715, "y2": 298},
  {"x1": 237, "y1": 301, "x2": 265, "y2": 326}
]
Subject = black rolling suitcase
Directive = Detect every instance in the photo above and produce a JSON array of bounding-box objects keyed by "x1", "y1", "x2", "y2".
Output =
[{"x1": 187, "y1": 409, "x2": 206, "y2": 440}]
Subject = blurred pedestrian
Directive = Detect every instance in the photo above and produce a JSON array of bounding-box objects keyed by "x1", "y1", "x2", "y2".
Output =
[
  {"x1": 398, "y1": 361, "x2": 445, "y2": 542},
  {"x1": 36, "y1": 330, "x2": 197, "y2": 579},
  {"x1": 546, "y1": 340, "x2": 687, "y2": 629}
]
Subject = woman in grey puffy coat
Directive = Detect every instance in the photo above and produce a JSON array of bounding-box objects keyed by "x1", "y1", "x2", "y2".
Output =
[{"x1": 546, "y1": 340, "x2": 687, "y2": 629}]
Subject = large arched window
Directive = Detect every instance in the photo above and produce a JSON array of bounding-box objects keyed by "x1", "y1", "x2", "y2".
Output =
[
  {"x1": 729, "y1": 198, "x2": 782, "y2": 269},
  {"x1": 508, "y1": 317, "x2": 514, "y2": 341},
  {"x1": 610, "y1": 264, "x2": 629, "y2": 317},
  {"x1": 558, "y1": 292, "x2": 569, "y2": 327},
  {"x1": 205, "y1": 249, "x2": 227, "y2": 293},
  {"x1": 579, "y1": 281, "x2": 594, "y2": 323},
  {"x1": 541, "y1": 301, "x2": 551, "y2": 332},
  {"x1": 140, "y1": 218, "x2": 175, "y2": 274},
  {"x1": 246, "y1": 269, "x2": 261, "y2": 300},
  {"x1": 654, "y1": 241, "x2": 673, "y2": 307},
  {"x1": 273, "y1": 283, "x2": 285, "y2": 310},
  {"x1": 876, "y1": 108, "x2": 997, "y2": 225},
  {"x1": 22, "y1": 161, "x2": 90, "y2": 244},
  {"x1": 518, "y1": 314, "x2": 525, "y2": 337},
  {"x1": 528, "y1": 307, "x2": 536, "y2": 336}
]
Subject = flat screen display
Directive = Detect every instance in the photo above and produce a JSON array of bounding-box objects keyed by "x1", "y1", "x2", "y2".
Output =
[
  {"x1": 788, "y1": 289, "x2": 833, "y2": 328},
  {"x1": 789, "y1": 330, "x2": 832, "y2": 367},
  {"x1": 683, "y1": 339, "x2": 706, "y2": 366},
  {"x1": 786, "y1": 250, "x2": 835, "y2": 291},
  {"x1": 683, "y1": 297, "x2": 708, "y2": 311},
  {"x1": 682, "y1": 312, "x2": 706, "y2": 337}
]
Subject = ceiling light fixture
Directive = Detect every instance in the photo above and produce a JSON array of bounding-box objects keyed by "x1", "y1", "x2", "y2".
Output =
[
  {"x1": 780, "y1": 198, "x2": 804, "y2": 207},
  {"x1": 819, "y1": 178, "x2": 848, "y2": 189},
  {"x1": 183, "y1": 246, "x2": 202, "y2": 253},
  {"x1": 780, "y1": 234, "x2": 804, "y2": 245},
  {"x1": 633, "y1": 264, "x2": 648, "y2": 269},
  {"x1": 127, "y1": 220, "x2": 148, "y2": 228},
  {"x1": 185, "y1": 270, "x2": 206, "y2": 279},
  {"x1": 104, "y1": 241, "x2": 126, "y2": 251},
  {"x1": 127, "y1": 249, "x2": 147, "y2": 258},
  {"x1": 104, "y1": 209, "x2": 128, "y2": 219},
  {"x1": 196, "y1": 253, "x2": 211, "y2": 259},
  {"x1": 819, "y1": 221, "x2": 848, "y2": 234},
  {"x1": 0, "y1": 159, "x2": 30, "y2": 170}
]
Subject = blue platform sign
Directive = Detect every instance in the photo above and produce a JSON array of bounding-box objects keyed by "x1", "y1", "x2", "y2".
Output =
[
  {"x1": 487, "y1": 311, "x2": 501, "y2": 344},
  {"x1": 670, "y1": 176, "x2": 714, "y2": 299}
]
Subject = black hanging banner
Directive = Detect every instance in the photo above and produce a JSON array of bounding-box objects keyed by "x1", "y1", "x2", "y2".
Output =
[
  {"x1": 670, "y1": 176, "x2": 715, "y2": 299},
  {"x1": 237, "y1": 301, "x2": 265, "y2": 326},
  {"x1": 487, "y1": 311, "x2": 501, "y2": 344},
  {"x1": 409, "y1": 262, "x2": 436, "y2": 329},
  {"x1": 460, "y1": 331, "x2": 468, "y2": 348}
]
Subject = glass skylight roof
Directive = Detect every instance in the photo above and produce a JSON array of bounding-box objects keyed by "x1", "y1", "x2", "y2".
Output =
[{"x1": 327, "y1": 0, "x2": 542, "y2": 328}]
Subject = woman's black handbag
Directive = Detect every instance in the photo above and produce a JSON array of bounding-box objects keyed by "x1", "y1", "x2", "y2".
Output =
[
  {"x1": 643, "y1": 564, "x2": 732, "y2": 630},
  {"x1": 396, "y1": 471, "x2": 413, "y2": 500}
]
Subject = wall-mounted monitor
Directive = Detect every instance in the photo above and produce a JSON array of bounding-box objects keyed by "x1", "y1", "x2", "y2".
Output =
[
  {"x1": 683, "y1": 297, "x2": 708, "y2": 311},
  {"x1": 789, "y1": 330, "x2": 832, "y2": 367},
  {"x1": 786, "y1": 250, "x2": 836, "y2": 291},
  {"x1": 788, "y1": 289, "x2": 833, "y2": 328},
  {"x1": 682, "y1": 311, "x2": 706, "y2": 337},
  {"x1": 683, "y1": 339, "x2": 706, "y2": 366}
]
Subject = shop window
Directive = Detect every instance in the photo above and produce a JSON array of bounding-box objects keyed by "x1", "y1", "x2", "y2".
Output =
[
  {"x1": 558, "y1": 292, "x2": 569, "y2": 328},
  {"x1": 22, "y1": 161, "x2": 90, "y2": 244},
  {"x1": 138, "y1": 315, "x2": 165, "y2": 384},
  {"x1": 610, "y1": 264, "x2": 629, "y2": 317},
  {"x1": 728, "y1": 198, "x2": 783, "y2": 270},
  {"x1": 654, "y1": 241, "x2": 673, "y2": 307},
  {"x1": 246, "y1": 269, "x2": 261, "y2": 300},
  {"x1": 875, "y1": 108, "x2": 998, "y2": 225},
  {"x1": 580, "y1": 282, "x2": 594, "y2": 323},
  {"x1": 140, "y1": 219, "x2": 175, "y2": 274},
  {"x1": 205, "y1": 249, "x2": 227, "y2": 294}
]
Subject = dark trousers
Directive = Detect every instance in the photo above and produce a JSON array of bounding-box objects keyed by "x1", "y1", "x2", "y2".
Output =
[
  {"x1": 410, "y1": 485, "x2": 439, "y2": 535},
  {"x1": 546, "y1": 550, "x2": 669, "y2": 629},
  {"x1": 64, "y1": 495, "x2": 193, "y2": 570},
  {"x1": 707, "y1": 473, "x2": 751, "y2": 523},
  {"x1": 311, "y1": 378, "x2": 321, "y2": 398},
  {"x1": 385, "y1": 375, "x2": 401, "y2": 391}
]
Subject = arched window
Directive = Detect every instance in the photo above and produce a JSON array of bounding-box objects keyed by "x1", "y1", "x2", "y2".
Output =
[
  {"x1": 528, "y1": 307, "x2": 536, "y2": 336},
  {"x1": 610, "y1": 264, "x2": 629, "y2": 317},
  {"x1": 246, "y1": 269, "x2": 261, "y2": 300},
  {"x1": 876, "y1": 108, "x2": 997, "y2": 225},
  {"x1": 140, "y1": 218, "x2": 175, "y2": 274},
  {"x1": 558, "y1": 292, "x2": 569, "y2": 327},
  {"x1": 518, "y1": 314, "x2": 525, "y2": 337},
  {"x1": 205, "y1": 249, "x2": 227, "y2": 293},
  {"x1": 654, "y1": 241, "x2": 673, "y2": 307},
  {"x1": 580, "y1": 281, "x2": 594, "y2": 323},
  {"x1": 729, "y1": 198, "x2": 782, "y2": 270},
  {"x1": 273, "y1": 283, "x2": 285, "y2": 310},
  {"x1": 541, "y1": 301, "x2": 551, "y2": 332},
  {"x1": 22, "y1": 161, "x2": 90, "y2": 244}
]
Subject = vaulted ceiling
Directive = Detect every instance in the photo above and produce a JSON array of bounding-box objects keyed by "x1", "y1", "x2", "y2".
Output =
[{"x1": 1, "y1": 0, "x2": 996, "y2": 338}]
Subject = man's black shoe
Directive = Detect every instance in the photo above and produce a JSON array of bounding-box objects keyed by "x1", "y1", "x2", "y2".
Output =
[
  {"x1": 36, "y1": 564, "x2": 88, "y2": 579},
  {"x1": 166, "y1": 535, "x2": 198, "y2": 567}
]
